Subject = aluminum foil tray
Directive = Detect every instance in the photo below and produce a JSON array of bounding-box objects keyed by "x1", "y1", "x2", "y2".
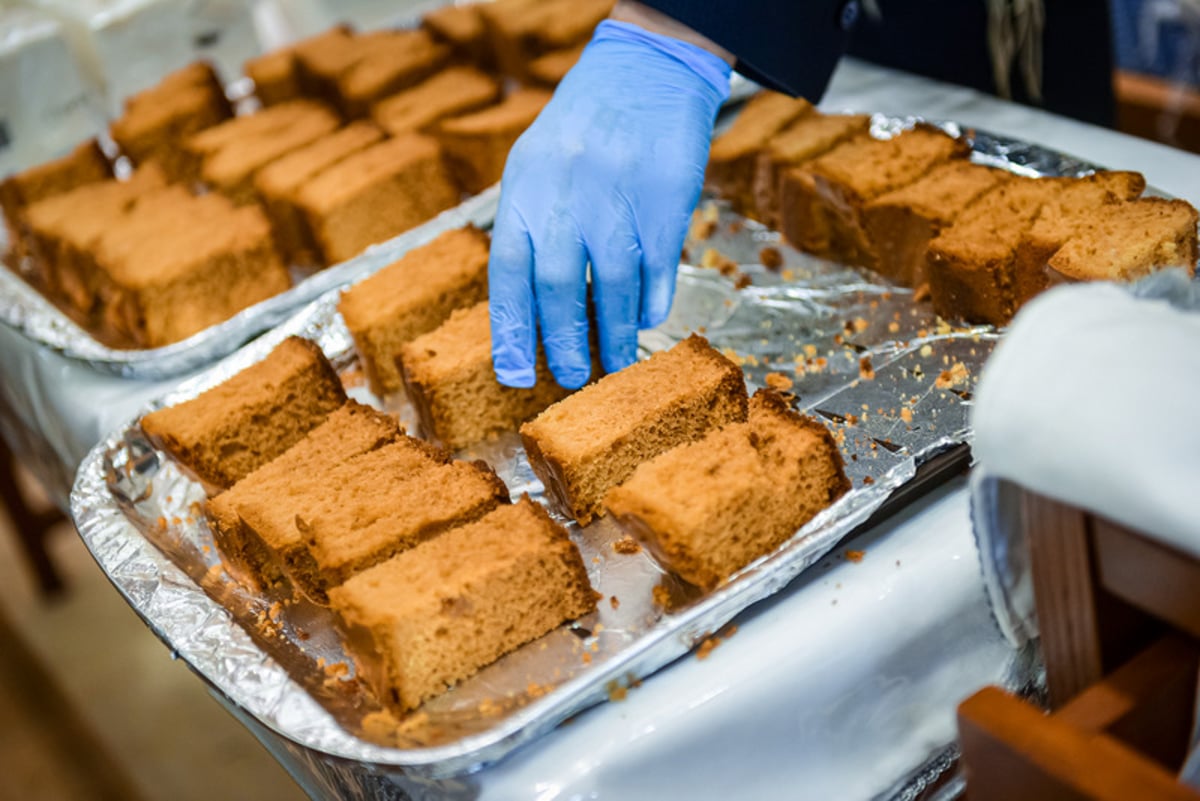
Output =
[{"x1": 70, "y1": 119, "x2": 1094, "y2": 779}]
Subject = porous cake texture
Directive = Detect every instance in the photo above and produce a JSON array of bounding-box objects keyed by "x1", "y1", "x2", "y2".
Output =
[
  {"x1": 90, "y1": 190, "x2": 291, "y2": 347},
  {"x1": 751, "y1": 112, "x2": 869, "y2": 227},
  {"x1": 295, "y1": 29, "x2": 416, "y2": 110},
  {"x1": 432, "y1": 89, "x2": 552, "y2": 193},
  {"x1": 328, "y1": 496, "x2": 596, "y2": 714},
  {"x1": 1048, "y1": 197, "x2": 1198, "y2": 282},
  {"x1": 370, "y1": 66, "x2": 502, "y2": 137},
  {"x1": 140, "y1": 336, "x2": 346, "y2": 489},
  {"x1": 110, "y1": 61, "x2": 232, "y2": 180},
  {"x1": 206, "y1": 401, "x2": 401, "y2": 589},
  {"x1": 296, "y1": 134, "x2": 462, "y2": 265},
  {"x1": 298, "y1": 457, "x2": 510, "y2": 600},
  {"x1": 521, "y1": 334, "x2": 749, "y2": 526},
  {"x1": 398, "y1": 302, "x2": 577, "y2": 450},
  {"x1": 707, "y1": 91, "x2": 814, "y2": 215},
  {"x1": 480, "y1": 0, "x2": 612, "y2": 79},
  {"x1": 339, "y1": 226, "x2": 490, "y2": 395},
  {"x1": 244, "y1": 25, "x2": 352, "y2": 106},
  {"x1": 606, "y1": 391, "x2": 850, "y2": 591},
  {"x1": 254, "y1": 122, "x2": 386, "y2": 266},
  {"x1": 335, "y1": 29, "x2": 452, "y2": 118},
  {"x1": 862, "y1": 161, "x2": 1011, "y2": 287}
]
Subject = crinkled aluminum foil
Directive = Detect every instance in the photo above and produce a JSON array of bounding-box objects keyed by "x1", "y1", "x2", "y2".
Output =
[{"x1": 71, "y1": 121, "x2": 1092, "y2": 781}]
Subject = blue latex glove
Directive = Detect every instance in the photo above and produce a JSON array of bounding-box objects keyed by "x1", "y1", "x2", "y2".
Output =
[{"x1": 489, "y1": 20, "x2": 732, "y2": 389}]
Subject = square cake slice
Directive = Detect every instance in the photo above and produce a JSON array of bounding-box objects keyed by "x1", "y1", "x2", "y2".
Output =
[
  {"x1": 298, "y1": 457, "x2": 510, "y2": 600},
  {"x1": 606, "y1": 390, "x2": 850, "y2": 590},
  {"x1": 707, "y1": 90, "x2": 814, "y2": 214},
  {"x1": 1048, "y1": 197, "x2": 1199, "y2": 282},
  {"x1": 370, "y1": 66, "x2": 502, "y2": 137},
  {"x1": 206, "y1": 400, "x2": 401, "y2": 589},
  {"x1": 140, "y1": 336, "x2": 346, "y2": 489},
  {"x1": 295, "y1": 134, "x2": 462, "y2": 265},
  {"x1": 398, "y1": 302, "x2": 577, "y2": 450},
  {"x1": 244, "y1": 25, "x2": 352, "y2": 106},
  {"x1": 422, "y1": 3, "x2": 491, "y2": 66},
  {"x1": 335, "y1": 29, "x2": 452, "y2": 118},
  {"x1": 521, "y1": 334, "x2": 748, "y2": 526},
  {"x1": 339, "y1": 226, "x2": 490, "y2": 396},
  {"x1": 432, "y1": 89, "x2": 552, "y2": 194},
  {"x1": 328, "y1": 496, "x2": 596, "y2": 714},
  {"x1": 480, "y1": 0, "x2": 612, "y2": 79}
]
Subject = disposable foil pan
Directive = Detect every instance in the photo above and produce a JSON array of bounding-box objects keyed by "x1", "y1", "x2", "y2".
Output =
[{"x1": 70, "y1": 120, "x2": 1095, "y2": 780}]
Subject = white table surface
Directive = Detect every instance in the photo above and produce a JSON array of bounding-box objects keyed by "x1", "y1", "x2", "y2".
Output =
[{"x1": 4, "y1": 56, "x2": 1200, "y2": 800}]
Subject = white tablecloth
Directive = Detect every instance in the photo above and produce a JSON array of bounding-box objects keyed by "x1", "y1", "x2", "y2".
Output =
[{"x1": 4, "y1": 57, "x2": 1200, "y2": 800}]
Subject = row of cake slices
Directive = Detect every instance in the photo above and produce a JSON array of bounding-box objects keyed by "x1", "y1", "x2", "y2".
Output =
[
  {"x1": 0, "y1": 0, "x2": 611, "y2": 349},
  {"x1": 138, "y1": 275, "x2": 850, "y2": 719},
  {"x1": 705, "y1": 91, "x2": 1200, "y2": 326}
]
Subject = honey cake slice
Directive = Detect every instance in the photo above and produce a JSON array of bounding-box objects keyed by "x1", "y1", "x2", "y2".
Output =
[
  {"x1": 295, "y1": 133, "x2": 462, "y2": 265},
  {"x1": 244, "y1": 25, "x2": 352, "y2": 106},
  {"x1": 925, "y1": 176, "x2": 1066, "y2": 325},
  {"x1": 398, "y1": 302, "x2": 577, "y2": 450},
  {"x1": 707, "y1": 91, "x2": 814, "y2": 215},
  {"x1": 370, "y1": 66, "x2": 502, "y2": 137},
  {"x1": 230, "y1": 436, "x2": 447, "y2": 603},
  {"x1": 299, "y1": 457, "x2": 510, "y2": 600},
  {"x1": 521, "y1": 334, "x2": 748, "y2": 526},
  {"x1": 22, "y1": 165, "x2": 168, "y2": 319},
  {"x1": 335, "y1": 29, "x2": 452, "y2": 119},
  {"x1": 295, "y1": 28, "x2": 404, "y2": 108},
  {"x1": 1011, "y1": 171, "x2": 1146, "y2": 309},
  {"x1": 140, "y1": 336, "x2": 346, "y2": 490},
  {"x1": 480, "y1": 0, "x2": 612, "y2": 79},
  {"x1": 328, "y1": 496, "x2": 595, "y2": 714},
  {"x1": 1, "y1": 138, "x2": 111, "y2": 267},
  {"x1": 809, "y1": 125, "x2": 970, "y2": 268},
  {"x1": 422, "y1": 3, "x2": 492, "y2": 67},
  {"x1": 606, "y1": 390, "x2": 850, "y2": 590},
  {"x1": 752, "y1": 112, "x2": 869, "y2": 227},
  {"x1": 110, "y1": 62, "x2": 232, "y2": 180},
  {"x1": 206, "y1": 400, "x2": 401, "y2": 589},
  {"x1": 862, "y1": 161, "x2": 1011, "y2": 287},
  {"x1": 91, "y1": 191, "x2": 291, "y2": 347},
  {"x1": 432, "y1": 88, "x2": 552, "y2": 194},
  {"x1": 254, "y1": 122, "x2": 385, "y2": 266},
  {"x1": 339, "y1": 226, "x2": 490, "y2": 396},
  {"x1": 526, "y1": 43, "x2": 585, "y2": 87},
  {"x1": 1048, "y1": 197, "x2": 1199, "y2": 283}
]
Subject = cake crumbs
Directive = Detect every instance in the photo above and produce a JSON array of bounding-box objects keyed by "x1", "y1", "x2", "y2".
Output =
[
  {"x1": 934, "y1": 361, "x2": 970, "y2": 389},
  {"x1": 652, "y1": 583, "x2": 672, "y2": 608},
  {"x1": 764, "y1": 372, "x2": 793, "y2": 392},
  {"x1": 701, "y1": 247, "x2": 739, "y2": 276},
  {"x1": 919, "y1": 344, "x2": 933, "y2": 358},
  {"x1": 526, "y1": 682, "x2": 552, "y2": 699},
  {"x1": 913, "y1": 283, "x2": 932, "y2": 303},
  {"x1": 900, "y1": 407, "x2": 914, "y2": 424},
  {"x1": 605, "y1": 681, "x2": 628, "y2": 702},
  {"x1": 733, "y1": 272, "x2": 752, "y2": 290},
  {"x1": 340, "y1": 367, "x2": 367, "y2": 389},
  {"x1": 759, "y1": 246, "x2": 784, "y2": 270},
  {"x1": 858, "y1": 357, "x2": 875, "y2": 381},
  {"x1": 581, "y1": 652, "x2": 592, "y2": 665},
  {"x1": 729, "y1": 219, "x2": 744, "y2": 234},
  {"x1": 781, "y1": 268, "x2": 795, "y2": 281},
  {"x1": 695, "y1": 623, "x2": 739, "y2": 661},
  {"x1": 852, "y1": 317, "x2": 868, "y2": 333},
  {"x1": 612, "y1": 536, "x2": 641, "y2": 555},
  {"x1": 609, "y1": 595, "x2": 620, "y2": 610},
  {"x1": 845, "y1": 549, "x2": 866, "y2": 563},
  {"x1": 862, "y1": 476, "x2": 875, "y2": 486},
  {"x1": 887, "y1": 321, "x2": 900, "y2": 334},
  {"x1": 478, "y1": 698, "x2": 504, "y2": 717}
]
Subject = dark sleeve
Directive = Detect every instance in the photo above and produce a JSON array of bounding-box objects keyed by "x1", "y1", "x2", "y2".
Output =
[{"x1": 639, "y1": 0, "x2": 855, "y2": 101}]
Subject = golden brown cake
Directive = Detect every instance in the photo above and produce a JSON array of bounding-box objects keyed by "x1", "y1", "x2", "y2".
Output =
[
  {"x1": 370, "y1": 66, "x2": 502, "y2": 137},
  {"x1": 294, "y1": 29, "x2": 410, "y2": 109},
  {"x1": 335, "y1": 29, "x2": 452, "y2": 119},
  {"x1": 295, "y1": 133, "x2": 462, "y2": 265},
  {"x1": 398, "y1": 302, "x2": 577, "y2": 449},
  {"x1": 254, "y1": 122, "x2": 385, "y2": 266},
  {"x1": 339, "y1": 226, "x2": 490, "y2": 395},
  {"x1": 206, "y1": 400, "x2": 401, "y2": 589},
  {"x1": 228, "y1": 436, "x2": 448, "y2": 603},
  {"x1": 140, "y1": 336, "x2": 346, "y2": 490},
  {"x1": 707, "y1": 91, "x2": 814, "y2": 214},
  {"x1": 110, "y1": 61, "x2": 232, "y2": 180},
  {"x1": 22, "y1": 165, "x2": 168, "y2": 319},
  {"x1": 244, "y1": 26, "x2": 353, "y2": 106},
  {"x1": 752, "y1": 112, "x2": 870, "y2": 227},
  {"x1": 862, "y1": 161, "x2": 1011, "y2": 287},
  {"x1": 526, "y1": 43, "x2": 585, "y2": 86},
  {"x1": 606, "y1": 390, "x2": 850, "y2": 590},
  {"x1": 432, "y1": 88, "x2": 552, "y2": 193},
  {"x1": 299, "y1": 457, "x2": 510, "y2": 599},
  {"x1": 328, "y1": 496, "x2": 595, "y2": 714},
  {"x1": 422, "y1": 2, "x2": 492, "y2": 66},
  {"x1": 808, "y1": 125, "x2": 970, "y2": 267},
  {"x1": 1011, "y1": 171, "x2": 1146, "y2": 309},
  {"x1": 1048, "y1": 197, "x2": 1199, "y2": 282},
  {"x1": 925, "y1": 176, "x2": 1065, "y2": 325},
  {"x1": 480, "y1": 0, "x2": 612, "y2": 80},
  {"x1": 779, "y1": 163, "x2": 839, "y2": 256},
  {"x1": 521, "y1": 334, "x2": 748, "y2": 525}
]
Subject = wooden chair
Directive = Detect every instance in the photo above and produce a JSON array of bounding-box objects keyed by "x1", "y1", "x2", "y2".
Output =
[
  {"x1": 0, "y1": 436, "x2": 65, "y2": 596},
  {"x1": 958, "y1": 487, "x2": 1200, "y2": 800}
]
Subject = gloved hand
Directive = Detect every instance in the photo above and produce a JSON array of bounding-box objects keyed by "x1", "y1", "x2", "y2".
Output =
[{"x1": 489, "y1": 20, "x2": 732, "y2": 389}]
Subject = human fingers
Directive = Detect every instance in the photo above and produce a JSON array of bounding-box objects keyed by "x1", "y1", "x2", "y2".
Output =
[
  {"x1": 488, "y1": 203, "x2": 538, "y2": 388},
  {"x1": 532, "y1": 214, "x2": 592, "y2": 389}
]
